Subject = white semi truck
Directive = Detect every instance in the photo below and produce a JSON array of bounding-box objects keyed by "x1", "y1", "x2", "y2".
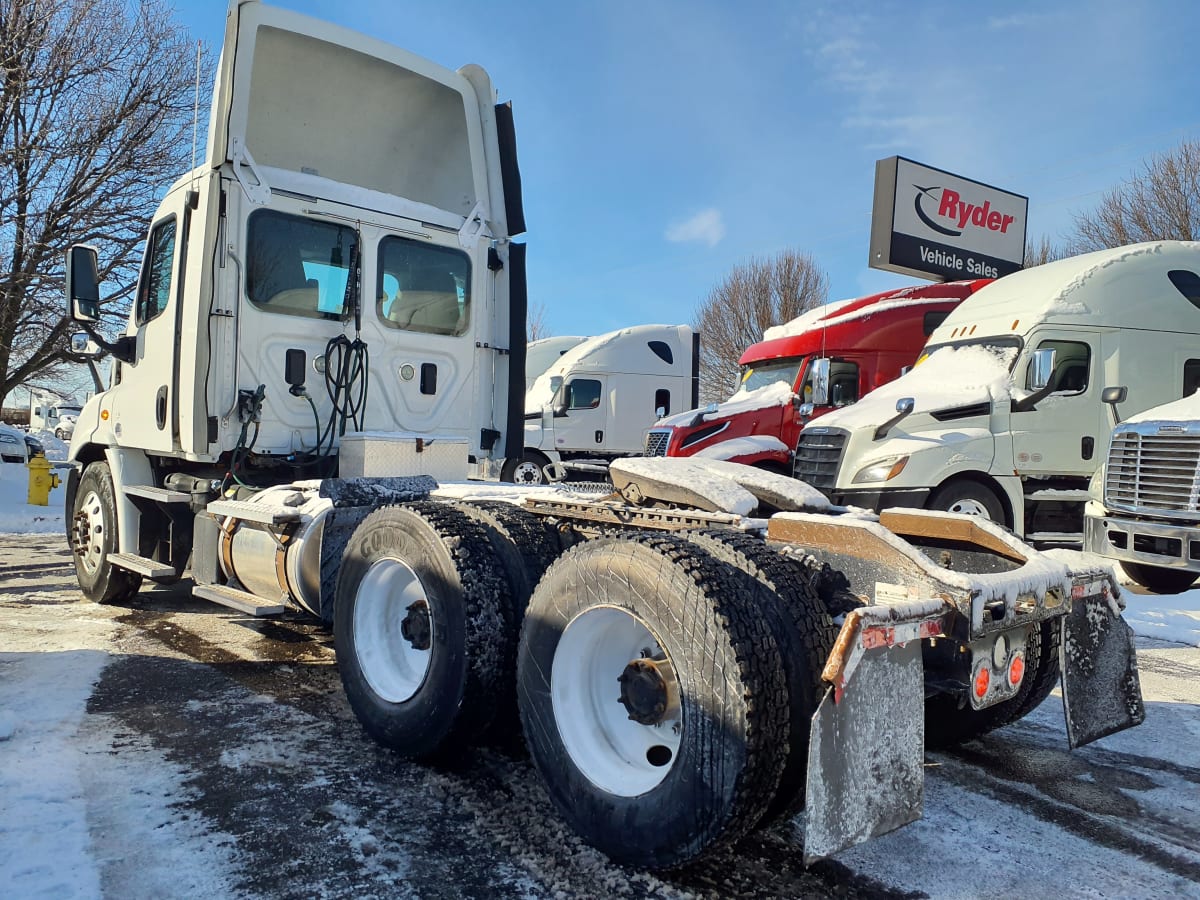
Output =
[
  {"x1": 1085, "y1": 392, "x2": 1200, "y2": 593},
  {"x1": 62, "y1": 0, "x2": 1144, "y2": 872},
  {"x1": 504, "y1": 324, "x2": 697, "y2": 483},
  {"x1": 794, "y1": 242, "x2": 1200, "y2": 545},
  {"x1": 524, "y1": 334, "x2": 587, "y2": 391},
  {"x1": 29, "y1": 393, "x2": 84, "y2": 439}
]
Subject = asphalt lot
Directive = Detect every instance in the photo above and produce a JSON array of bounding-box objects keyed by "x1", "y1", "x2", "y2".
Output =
[{"x1": 2, "y1": 531, "x2": 1199, "y2": 899}]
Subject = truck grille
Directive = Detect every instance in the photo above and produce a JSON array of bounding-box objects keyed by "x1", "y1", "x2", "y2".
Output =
[
  {"x1": 793, "y1": 429, "x2": 847, "y2": 495},
  {"x1": 1106, "y1": 430, "x2": 1200, "y2": 515},
  {"x1": 644, "y1": 429, "x2": 671, "y2": 457}
]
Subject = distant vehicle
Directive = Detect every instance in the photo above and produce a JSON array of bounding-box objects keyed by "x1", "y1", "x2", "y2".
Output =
[
  {"x1": 644, "y1": 281, "x2": 987, "y2": 471},
  {"x1": 29, "y1": 399, "x2": 83, "y2": 437},
  {"x1": 0, "y1": 421, "x2": 28, "y2": 464},
  {"x1": 53, "y1": 412, "x2": 80, "y2": 440},
  {"x1": 508, "y1": 324, "x2": 698, "y2": 483},
  {"x1": 24, "y1": 433, "x2": 45, "y2": 457},
  {"x1": 525, "y1": 335, "x2": 587, "y2": 391}
]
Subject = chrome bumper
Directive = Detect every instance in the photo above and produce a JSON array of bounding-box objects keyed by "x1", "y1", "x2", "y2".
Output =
[{"x1": 1085, "y1": 512, "x2": 1200, "y2": 573}]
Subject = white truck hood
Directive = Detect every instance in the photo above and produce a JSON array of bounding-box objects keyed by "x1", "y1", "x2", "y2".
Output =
[{"x1": 1123, "y1": 391, "x2": 1200, "y2": 426}]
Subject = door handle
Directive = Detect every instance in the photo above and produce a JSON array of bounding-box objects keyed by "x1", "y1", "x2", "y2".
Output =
[
  {"x1": 595, "y1": 430, "x2": 603, "y2": 444},
  {"x1": 155, "y1": 385, "x2": 168, "y2": 430}
]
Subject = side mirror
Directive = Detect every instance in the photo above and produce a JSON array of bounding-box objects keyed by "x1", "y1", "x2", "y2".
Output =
[
  {"x1": 1028, "y1": 347, "x2": 1057, "y2": 391},
  {"x1": 66, "y1": 245, "x2": 101, "y2": 323},
  {"x1": 69, "y1": 332, "x2": 104, "y2": 358},
  {"x1": 874, "y1": 397, "x2": 916, "y2": 441},
  {"x1": 1102, "y1": 385, "x2": 1127, "y2": 425},
  {"x1": 898, "y1": 365, "x2": 913, "y2": 377},
  {"x1": 655, "y1": 406, "x2": 666, "y2": 419},
  {"x1": 809, "y1": 358, "x2": 831, "y2": 406},
  {"x1": 798, "y1": 402, "x2": 815, "y2": 420}
]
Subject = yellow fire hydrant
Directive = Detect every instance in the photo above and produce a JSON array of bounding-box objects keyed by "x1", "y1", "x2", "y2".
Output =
[{"x1": 26, "y1": 452, "x2": 61, "y2": 506}]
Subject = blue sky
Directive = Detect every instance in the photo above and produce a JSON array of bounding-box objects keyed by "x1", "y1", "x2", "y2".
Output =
[{"x1": 173, "y1": 0, "x2": 1200, "y2": 338}]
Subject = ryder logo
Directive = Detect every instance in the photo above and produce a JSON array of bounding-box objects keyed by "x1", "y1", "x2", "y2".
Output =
[{"x1": 913, "y1": 184, "x2": 1015, "y2": 238}]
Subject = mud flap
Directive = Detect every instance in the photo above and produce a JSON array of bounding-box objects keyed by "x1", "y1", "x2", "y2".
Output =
[
  {"x1": 803, "y1": 640, "x2": 924, "y2": 863},
  {"x1": 1060, "y1": 596, "x2": 1145, "y2": 748}
]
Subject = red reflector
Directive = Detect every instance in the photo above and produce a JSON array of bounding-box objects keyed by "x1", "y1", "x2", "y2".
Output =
[
  {"x1": 973, "y1": 666, "x2": 990, "y2": 699},
  {"x1": 1009, "y1": 653, "x2": 1025, "y2": 686}
]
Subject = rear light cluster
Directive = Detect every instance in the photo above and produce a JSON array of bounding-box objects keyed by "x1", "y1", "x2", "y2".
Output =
[{"x1": 971, "y1": 632, "x2": 1026, "y2": 705}]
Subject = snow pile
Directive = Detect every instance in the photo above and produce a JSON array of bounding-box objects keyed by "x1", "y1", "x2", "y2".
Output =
[
  {"x1": 1118, "y1": 586, "x2": 1200, "y2": 647},
  {"x1": 822, "y1": 343, "x2": 1017, "y2": 430},
  {"x1": 694, "y1": 434, "x2": 789, "y2": 461},
  {"x1": 0, "y1": 462, "x2": 66, "y2": 534}
]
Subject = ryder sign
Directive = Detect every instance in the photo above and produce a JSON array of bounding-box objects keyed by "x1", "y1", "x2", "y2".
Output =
[{"x1": 870, "y1": 157, "x2": 1027, "y2": 281}]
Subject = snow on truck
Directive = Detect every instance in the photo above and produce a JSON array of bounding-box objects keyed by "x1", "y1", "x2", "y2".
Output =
[
  {"x1": 795, "y1": 242, "x2": 1200, "y2": 546},
  {"x1": 506, "y1": 324, "x2": 697, "y2": 484},
  {"x1": 61, "y1": 0, "x2": 1144, "y2": 872},
  {"x1": 643, "y1": 280, "x2": 988, "y2": 471},
  {"x1": 1085, "y1": 392, "x2": 1200, "y2": 593}
]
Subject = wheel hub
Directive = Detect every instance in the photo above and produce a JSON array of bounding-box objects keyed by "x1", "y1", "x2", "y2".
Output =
[
  {"x1": 513, "y1": 461, "x2": 544, "y2": 485},
  {"x1": 618, "y1": 656, "x2": 678, "y2": 725},
  {"x1": 400, "y1": 600, "x2": 432, "y2": 651}
]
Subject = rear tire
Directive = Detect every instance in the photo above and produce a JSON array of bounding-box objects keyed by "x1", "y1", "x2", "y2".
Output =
[
  {"x1": 501, "y1": 450, "x2": 551, "y2": 485},
  {"x1": 1121, "y1": 561, "x2": 1198, "y2": 594},
  {"x1": 70, "y1": 461, "x2": 142, "y2": 604},
  {"x1": 929, "y1": 478, "x2": 1006, "y2": 526},
  {"x1": 333, "y1": 502, "x2": 512, "y2": 761},
  {"x1": 684, "y1": 529, "x2": 837, "y2": 823},
  {"x1": 517, "y1": 533, "x2": 788, "y2": 870}
]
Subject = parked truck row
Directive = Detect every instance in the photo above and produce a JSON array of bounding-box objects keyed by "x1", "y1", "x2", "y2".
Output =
[{"x1": 57, "y1": 0, "x2": 1145, "y2": 874}]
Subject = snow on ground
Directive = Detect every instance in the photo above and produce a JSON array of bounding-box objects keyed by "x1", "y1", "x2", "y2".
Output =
[{"x1": 0, "y1": 451, "x2": 68, "y2": 534}]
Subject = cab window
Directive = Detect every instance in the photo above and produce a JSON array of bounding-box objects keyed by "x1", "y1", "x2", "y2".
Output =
[
  {"x1": 377, "y1": 237, "x2": 471, "y2": 336},
  {"x1": 566, "y1": 378, "x2": 602, "y2": 410},
  {"x1": 246, "y1": 210, "x2": 355, "y2": 320},
  {"x1": 1027, "y1": 339, "x2": 1090, "y2": 395},
  {"x1": 135, "y1": 217, "x2": 177, "y2": 326}
]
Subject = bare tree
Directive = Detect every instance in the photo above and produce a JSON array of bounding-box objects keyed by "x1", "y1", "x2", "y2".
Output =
[
  {"x1": 691, "y1": 249, "x2": 828, "y2": 403},
  {"x1": 1023, "y1": 235, "x2": 1068, "y2": 268},
  {"x1": 0, "y1": 0, "x2": 209, "y2": 402},
  {"x1": 1071, "y1": 138, "x2": 1200, "y2": 251},
  {"x1": 527, "y1": 300, "x2": 551, "y2": 341}
]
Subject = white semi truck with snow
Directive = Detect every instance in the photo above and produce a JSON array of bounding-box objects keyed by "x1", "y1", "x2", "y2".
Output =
[
  {"x1": 524, "y1": 334, "x2": 587, "y2": 391},
  {"x1": 505, "y1": 324, "x2": 697, "y2": 483},
  {"x1": 62, "y1": 0, "x2": 1144, "y2": 872},
  {"x1": 794, "y1": 242, "x2": 1200, "y2": 546},
  {"x1": 1085, "y1": 392, "x2": 1200, "y2": 593},
  {"x1": 29, "y1": 394, "x2": 84, "y2": 439}
]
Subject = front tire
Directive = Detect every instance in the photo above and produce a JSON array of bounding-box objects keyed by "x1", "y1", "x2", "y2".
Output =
[
  {"x1": 1122, "y1": 561, "x2": 1198, "y2": 594},
  {"x1": 70, "y1": 461, "x2": 142, "y2": 604},
  {"x1": 333, "y1": 502, "x2": 512, "y2": 761},
  {"x1": 517, "y1": 533, "x2": 788, "y2": 870},
  {"x1": 500, "y1": 450, "x2": 551, "y2": 485},
  {"x1": 929, "y1": 478, "x2": 1006, "y2": 525}
]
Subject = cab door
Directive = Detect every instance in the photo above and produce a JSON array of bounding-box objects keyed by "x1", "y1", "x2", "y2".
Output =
[
  {"x1": 1010, "y1": 331, "x2": 1104, "y2": 476},
  {"x1": 110, "y1": 191, "x2": 188, "y2": 453},
  {"x1": 550, "y1": 376, "x2": 608, "y2": 452}
]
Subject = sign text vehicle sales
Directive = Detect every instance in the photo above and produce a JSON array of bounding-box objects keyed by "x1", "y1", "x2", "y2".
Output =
[{"x1": 870, "y1": 157, "x2": 1028, "y2": 281}]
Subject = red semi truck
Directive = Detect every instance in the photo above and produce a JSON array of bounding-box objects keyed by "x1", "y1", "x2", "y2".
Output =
[{"x1": 644, "y1": 279, "x2": 991, "y2": 470}]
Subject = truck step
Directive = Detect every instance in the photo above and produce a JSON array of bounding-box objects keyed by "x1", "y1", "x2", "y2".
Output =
[
  {"x1": 1026, "y1": 489, "x2": 1091, "y2": 503},
  {"x1": 124, "y1": 484, "x2": 191, "y2": 503},
  {"x1": 193, "y1": 583, "x2": 286, "y2": 616},
  {"x1": 1026, "y1": 531, "x2": 1084, "y2": 545},
  {"x1": 109, "y1": 552, "x2": 176, "y2": 579},
  {"x1": 206, "y1": 498, "x2": 301, "y2": 525}
]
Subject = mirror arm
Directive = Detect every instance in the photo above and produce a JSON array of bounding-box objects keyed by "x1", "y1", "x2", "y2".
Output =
[
  {"x1": 1011, "y1": 381, "x2": 1055, "y2": 414},
  {"x1": 79, "y1": 322, "x2": 136, "y2": 365}
]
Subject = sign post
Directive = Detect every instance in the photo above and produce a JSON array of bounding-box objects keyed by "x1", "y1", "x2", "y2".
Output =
[{"x1": 870, "y1": 157, "x2": 1027, "y2": 281}]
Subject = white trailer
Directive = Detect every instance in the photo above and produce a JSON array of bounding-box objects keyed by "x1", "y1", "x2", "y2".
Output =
[
  {"x1": 795, "y1": 242, "x2": 1200, "y2": 545},
  {"x1": 60, "y1": 1, "x2": 1144, "y2": 873},
  {"x1": 504, "y1": 323, "x2": 698, "y2": 483}
]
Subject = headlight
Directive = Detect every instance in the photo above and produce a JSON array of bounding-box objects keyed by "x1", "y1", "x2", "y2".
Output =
[{"x1": 852, "y1": 455, "x2": 909, "y2": 484}]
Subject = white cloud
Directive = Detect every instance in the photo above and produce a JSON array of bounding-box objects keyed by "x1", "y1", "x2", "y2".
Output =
[{"x1": 665, "y1": 208, "x2": 725, "y2": 247}]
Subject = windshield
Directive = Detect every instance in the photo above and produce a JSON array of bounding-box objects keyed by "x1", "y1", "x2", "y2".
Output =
[
  {"x1": 918, "y1": 336, "x2": 1022, "y2": 370},
  {"x1": 736, "y1": 357, "x2": 804, "y2": 397}
]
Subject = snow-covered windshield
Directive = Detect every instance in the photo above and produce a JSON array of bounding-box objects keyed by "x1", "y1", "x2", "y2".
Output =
[
  {"x1": 736, "y1": 357, "x2": 804, "y2": 397},
  {"x1": 918, "y1": 336, "x2": 1022, "y2": 371}
]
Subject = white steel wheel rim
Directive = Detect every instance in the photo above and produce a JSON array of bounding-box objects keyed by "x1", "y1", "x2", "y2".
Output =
[
  {"x1": 946, "y1": 497, "x2": 991, "y2": 518},
  {"x1": 74, "y1": 489, "x2": 107, "y2": 575},
  {"x1": 551, "y1": 606, "x2": 682, "y2": 796},
  {"x1": 353, "y1": 557, "x2": 433, "y2": 703},
  {"x1": 512, "y1": 460, "x2": 545, "y2": 484}
]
